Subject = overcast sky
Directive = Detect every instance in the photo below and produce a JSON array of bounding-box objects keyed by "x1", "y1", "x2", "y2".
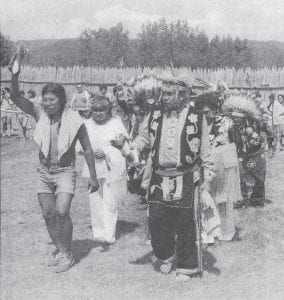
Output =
[{"x1": 1, "y1": 0, "x2": 284, "y2": 42}]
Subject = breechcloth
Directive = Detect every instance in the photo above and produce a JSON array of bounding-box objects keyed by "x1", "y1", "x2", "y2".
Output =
[{"x1": 148, "y1": 167, "x2": 198, "y2": 270}]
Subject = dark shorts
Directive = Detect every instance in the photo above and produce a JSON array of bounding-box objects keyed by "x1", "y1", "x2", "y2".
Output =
[{"x1": 36, "y1": 165, "x2": 76, "y2": 196}]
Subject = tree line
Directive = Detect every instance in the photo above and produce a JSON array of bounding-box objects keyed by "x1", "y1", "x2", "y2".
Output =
[{"x1": 1, "y1": 19, "x2": 284, "y2": 68}]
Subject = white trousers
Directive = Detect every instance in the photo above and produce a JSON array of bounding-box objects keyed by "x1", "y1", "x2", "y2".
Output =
[{"x1": 89, "y1": 178, "x2": 126, "y2": 244}]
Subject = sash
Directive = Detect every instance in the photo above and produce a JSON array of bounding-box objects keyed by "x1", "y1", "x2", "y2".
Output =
[{"x1": 148, "y1": 167, "x2": 197, "y2": 209}]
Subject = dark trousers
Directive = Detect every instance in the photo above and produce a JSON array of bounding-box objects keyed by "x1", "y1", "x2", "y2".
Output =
[
  {"x1": 240, "y1": 173, "x2": 265, "y2": 205},
  {"x1": 249, "y1": 177, "x2": 265, "y2": 206},
  {"x1": 149, "y1": 203, "x2": 197, "y2": 270}
]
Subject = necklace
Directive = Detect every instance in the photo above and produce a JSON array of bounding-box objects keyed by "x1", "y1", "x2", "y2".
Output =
[{"x1": 166, "y1": 111, "x2": 178, "y2": 149}]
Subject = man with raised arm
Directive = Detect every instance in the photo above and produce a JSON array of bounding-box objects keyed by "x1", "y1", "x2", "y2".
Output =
[{"x1": 9, "y1": 47, "x2": 99, "y2": 273}]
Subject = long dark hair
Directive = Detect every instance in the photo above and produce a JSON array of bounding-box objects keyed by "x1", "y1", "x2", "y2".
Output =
[{"x1": 42, "y1": 83, "x2": 67, "y2": 109}]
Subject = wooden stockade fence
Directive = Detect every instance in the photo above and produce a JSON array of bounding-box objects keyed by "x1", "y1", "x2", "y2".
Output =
[
  {"x1": 1, "y1": 66, "x2": 284, "y2": 102},
  {"x1": 1, "y1": 65, "x2": 284, "y2": 85},
  {"x1": 1, "y1": 80, "x2": 284, "y2": 107},
  {"x1": 2, "y1": 66, "x2": 284, "y2": 137},
  {"x1": 2, "y1": 79, "x2": 284, "y2": 90}
]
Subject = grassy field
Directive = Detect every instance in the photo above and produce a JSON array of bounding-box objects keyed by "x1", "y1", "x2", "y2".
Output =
[{"x1": 1, "y1": 138, "x2": 284, "y2": 300}]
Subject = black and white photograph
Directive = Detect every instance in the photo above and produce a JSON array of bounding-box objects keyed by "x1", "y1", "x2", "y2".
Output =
[{"x1": 0, "y1": 0, "x2": 284, "y2": 299}]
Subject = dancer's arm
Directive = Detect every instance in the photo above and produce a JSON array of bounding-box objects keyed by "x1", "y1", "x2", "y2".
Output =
[
  {"x1": 200, "y1": 115, "x2": 215, "y2": 189},
  {"x1": 10, "y1": 73, "x2": 37, "y2": 119},
  {"x1": 131, "y1": 114, "x2": 151, "y2": 153},
  {"x1": 77, "y1": 124, "x2": 99, "y2": 193}
]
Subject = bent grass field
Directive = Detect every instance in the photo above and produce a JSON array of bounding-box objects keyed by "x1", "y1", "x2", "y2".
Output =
[{"x1": 1, "y1": 138, "x2": 284, "y2": 299}]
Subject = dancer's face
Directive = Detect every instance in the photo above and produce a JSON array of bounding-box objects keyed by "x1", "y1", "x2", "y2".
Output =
[
  {"x1": 133, "y1": 106, "x2": 146, "y2": 123},
  {"x1": 277, "y1": 95, "x2": 284, "y2": 104},
  {"x1": 202, "y1": 106, "x2": 216, "y2": 124},
  {"x1": 233, "y1": 115, "x2": 246, "y2": 126},
  {"x1": 42, "y1": 92, "x2": 62, "y2": 116},
  {"x1": 92, "y1": 107, "x2": 110, "y2": 124},
  {"x1": 162, "y1": 91, "x2": 180, "y2": 110},
  {"x1": 116, "y1": 87, "x2": 124, "y2": 101}
]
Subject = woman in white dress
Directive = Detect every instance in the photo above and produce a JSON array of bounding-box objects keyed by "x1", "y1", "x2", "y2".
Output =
[{"x1": 81, "y1": 95, "x2": 133, "y2": 245}]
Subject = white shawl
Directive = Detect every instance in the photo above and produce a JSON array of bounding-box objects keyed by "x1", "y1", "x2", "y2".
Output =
[{"x1": 33, "y1": 108, "x2": 83, "y2": 160}]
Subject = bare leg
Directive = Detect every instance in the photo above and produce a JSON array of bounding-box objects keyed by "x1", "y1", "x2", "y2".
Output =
[
  {"x1": 55, "y1": 193, "x2": 73, "y2": 254},
  {"x1": 38, "y1": 193, "x2": 60, "y2": 250}
]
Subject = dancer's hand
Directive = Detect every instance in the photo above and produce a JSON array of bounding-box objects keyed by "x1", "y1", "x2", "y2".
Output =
[
  {"x1": 94, "y1": 148, "x2": 105, "y2": 159},
  {"x1": 88, "y1": 177, "x2": 99, "y2": 193},
  {"x1": 8, "y1": 54, "x2": 18, "y2": 74},
  {"x1": 111, "y1": 134, "x2": 126, "y2": 150},
  {"x1": 8, "y1": 45, "x2": 26, "y2": 75}
]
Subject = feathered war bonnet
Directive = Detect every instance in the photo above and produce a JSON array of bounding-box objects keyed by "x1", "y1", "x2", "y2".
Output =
[
  {"x1": 113, "y1": 78, "x2": 134, "y2": 108},
  {"x1": 194, "y1": 78, "x2": 230, "y2": 109},
  {"x1": 131, "y1": 74, "x2": 163, "y2": 110},
  {"x1": 222, "y1": 91, "x2": 261, "y2": 119}
]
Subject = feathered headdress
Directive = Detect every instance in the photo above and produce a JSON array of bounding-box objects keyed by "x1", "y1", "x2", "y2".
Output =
[
  {"x1": 131, "y1": 74, "x2": 163, "y2": 109},
  {"x1": 195, "y1": 78, "x2": 230, "y2": 106},
  {"x1": 222, "y1": 94, "x2": 261, "y2": 119}
]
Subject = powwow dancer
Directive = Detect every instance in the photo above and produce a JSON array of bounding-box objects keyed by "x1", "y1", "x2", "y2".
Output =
[
  {"x1": 132, "y1": 74, "x2": 215, "y2": 281},
  {"x1": 9, "y1": 46, "x2": 99, "y2": 273},
  {"x1": 127, "y1": 103, "x2": 150, "y2": 205},
  {"x1": 195, "y1": 92, "x2": 242, "y2": 242},
  {"x1": 223, "y1": 94, "x2": 266, "y2": 208},
  {"x1": 112, "y1": 81, "x2": 134, "y2": 130},
  {"x1": 130, "y1": 75, "x2": 164, "y2": 204},
  {"x1": 81, "y1": 95, "x2": 134, "y2": 246}
]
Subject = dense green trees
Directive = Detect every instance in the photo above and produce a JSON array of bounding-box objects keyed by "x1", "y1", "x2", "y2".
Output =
[
  {"x1": 79, "y1": 23, "x2": 129, "y2": 67},
  {"x1": 1, "y1": 20, "x2": 283, "y2": 68},
  {"x1": 77, "y1": 20, "x2": 272, "y2": 69},
  {"x1": 0, "y1": 33, "x2": 14, "y2": 66}
]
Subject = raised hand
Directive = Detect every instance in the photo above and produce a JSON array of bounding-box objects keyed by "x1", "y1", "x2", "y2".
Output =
[{"x1": 8, "y1": 45, "x2": 26, "y2": 75}]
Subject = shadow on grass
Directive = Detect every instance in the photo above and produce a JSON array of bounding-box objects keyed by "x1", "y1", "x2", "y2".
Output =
[
  {"x1": 264, "y1": 198, "x2": 273, "y2": 204},
  {"x1": 129, "y1": 249, "x2": 221, "y2": 275},
  {"x1": 203, "y1": 249, "x2": 221, "y2": 275},
  {"x1": 72, "y1": 239, "x2": 108, "y2": 262},
  {"x1": 129, "y1": 251, "x2": 154, "y2": 266},
  {"x1": 115, "y1": 220, "x2": 140, "y2": 240},
  {"x1": 232, "y1": 226, "x2": 242, "y2": 241}
]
